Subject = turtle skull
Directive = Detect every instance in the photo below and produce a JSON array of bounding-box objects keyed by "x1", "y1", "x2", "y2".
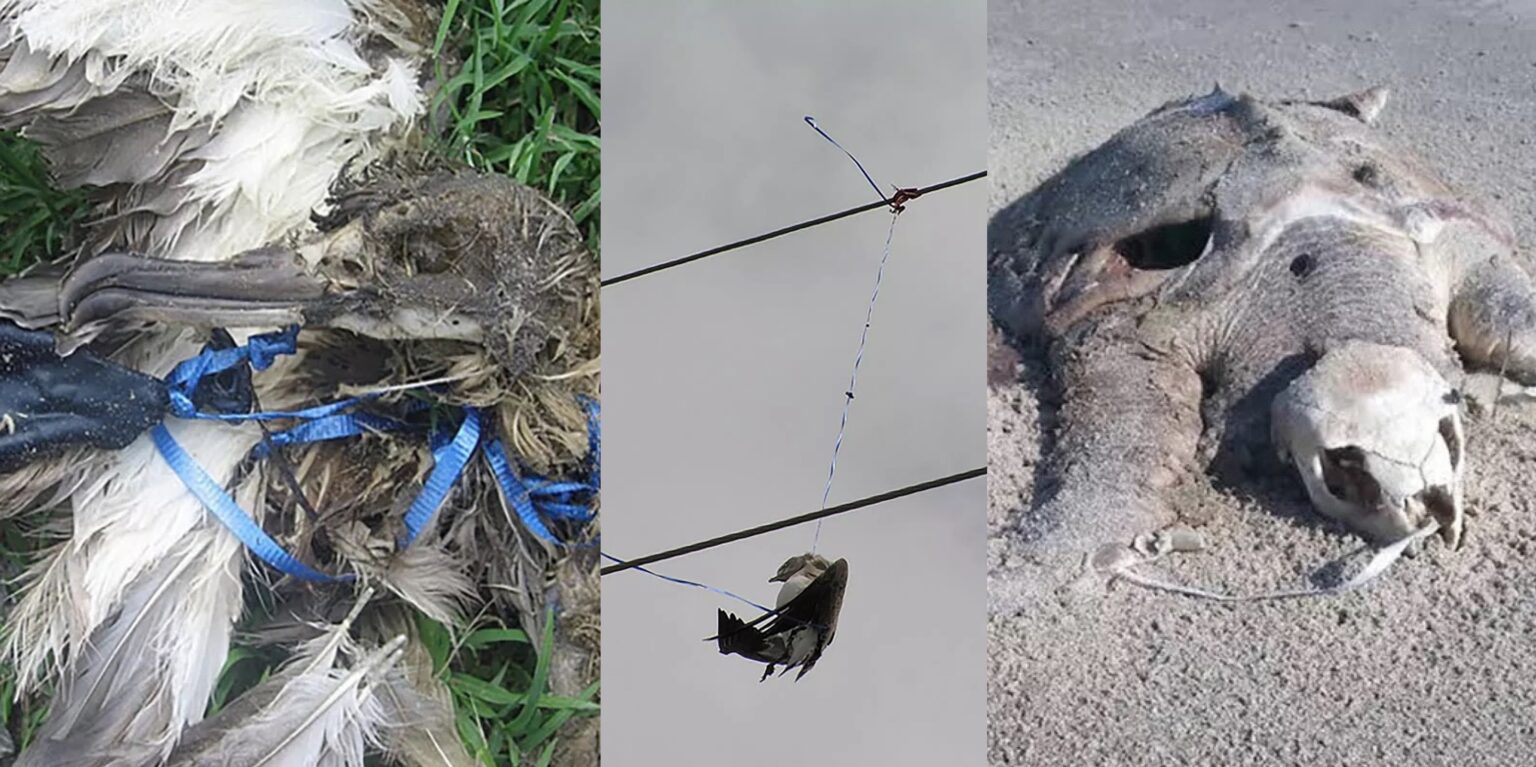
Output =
[{"x1": 1272, "y1": 342, "x2": 1466, "y2": 547}]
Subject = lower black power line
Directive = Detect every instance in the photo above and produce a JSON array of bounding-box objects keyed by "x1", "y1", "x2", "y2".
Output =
[{"x1": 599, "y1": 466, "x2": 986, "y2": 576}]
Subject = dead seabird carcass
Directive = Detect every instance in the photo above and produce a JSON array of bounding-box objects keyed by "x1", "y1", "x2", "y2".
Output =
[{"x1": 0, "y1": 1, "x2": 598, "y2": 764}]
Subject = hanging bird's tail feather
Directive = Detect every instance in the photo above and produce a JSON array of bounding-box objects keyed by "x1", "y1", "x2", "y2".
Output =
[{"x1": 714, "y1": 610, "x2": 770, "y2": 661}]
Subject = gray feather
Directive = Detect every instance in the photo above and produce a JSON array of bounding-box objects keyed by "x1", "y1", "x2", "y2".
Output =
[
  {"x1": 18, "y1": 548, "x2": 204, "y2": 767},
  {"x1": 374, "y1": 635, "x2": 476, "y2": 767},
  {"x1": 0, "y1": 39, "x2": 98, "y2": 123},
  {"x1": 167, "y1": 635, "x2": 405, "y2": 767},
  {"x1": 93, "y1": 191, "x2": 204, "y2": 255},
  {"x1": 0, "y1": 272, "x2": 64, "y2": 328},
  {"x1": 22, "y1": 88, "x2": 212, "y2": 189},
  {"x1": 332, "y1": 522, "x2": 475, "y2": 627},
  {"x1": 378, "y1": 545, "x2": 475, "y2": 627}
]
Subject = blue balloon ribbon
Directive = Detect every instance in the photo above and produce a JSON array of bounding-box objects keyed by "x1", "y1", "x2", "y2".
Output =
[
  {"x1": 249, "y1": 411, "x2": 410, "y2": 458},
  {"x1": 399, "y1": 408, "x2": 482, "y2": 547},
  {"x1": 484, "y1": 435, "x2": 561, "y2": 544},
  {"x1": 154, "y1": 327, "x2": 599, "y2": 581},
  {"x1": 151, "y1": 424, "x2": 351, "y2": 583}
]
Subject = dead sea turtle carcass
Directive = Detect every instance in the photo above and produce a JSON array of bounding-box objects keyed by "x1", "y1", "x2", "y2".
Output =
[{"x1": 989, "y1": 86, "x2": 1534, "y2": 577}]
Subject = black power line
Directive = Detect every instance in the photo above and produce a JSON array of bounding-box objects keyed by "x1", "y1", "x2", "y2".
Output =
[
  {"x1": 599, "y1": 170, "x2": 987, "y2": 287},
  {"x1": 600, "y1": 466, "x2": 985, "y2": 576}
]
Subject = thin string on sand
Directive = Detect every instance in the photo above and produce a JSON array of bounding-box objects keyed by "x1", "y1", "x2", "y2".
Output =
[{"x1": 1108, "y1": 521, "x2": 1440, "y2": 602}]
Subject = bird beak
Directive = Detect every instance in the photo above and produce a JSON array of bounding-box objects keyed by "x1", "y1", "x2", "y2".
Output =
[{"x1": 57, "y1": 249, "x2": 327, "y2": 332}]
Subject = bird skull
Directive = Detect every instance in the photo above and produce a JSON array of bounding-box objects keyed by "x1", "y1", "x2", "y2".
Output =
[{"x1": 1271, "y1": 342, "x2": 1466, "y2": 547}]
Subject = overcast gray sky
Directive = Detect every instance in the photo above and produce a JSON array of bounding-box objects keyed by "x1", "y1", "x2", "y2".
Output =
[{"x1": 600, "y1": 2, "x2": 986, "y2": 765}]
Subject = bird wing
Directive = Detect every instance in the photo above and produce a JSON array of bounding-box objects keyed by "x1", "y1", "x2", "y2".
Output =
[
  {"x1": 784, "y1": 559, "x2": 848, "y2": 680},
  {"x1": 764, "y1": 558, "x2": 847, "y2": 637}
]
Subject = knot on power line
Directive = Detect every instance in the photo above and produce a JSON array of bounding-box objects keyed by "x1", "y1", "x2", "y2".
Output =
[{"x1": 887, "y1": 186, "x2": 923, "y2": 213}]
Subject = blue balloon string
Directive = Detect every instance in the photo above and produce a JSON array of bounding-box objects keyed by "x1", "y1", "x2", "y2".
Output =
[
  {"x1": 599, "y1": 552, "x2": 775, "y2": 614},
  {"x1": 537, "y1": 502, "x2": 594, "y2": 521},
  {"x1": 813, "y1": 210, "x2": 899, "y2": 553},
  {"x1": 804, "y1": 116, "x2": 886, "y2": 203},
  {"x1": 804, "y1": 117, "x2": 904, "y2": 553},
  {"x1": 483, "y1": 397, "x2": 601, "y2": 544},
  {"x1": 399, "y1": 408, "x2": 483, "y2": 547},
  {"x1": 249, "y1": 411, "x2": 410, "y2": 458},
  {"x1": 484, "y1": 435, "x2": 562, "y2": 545}
]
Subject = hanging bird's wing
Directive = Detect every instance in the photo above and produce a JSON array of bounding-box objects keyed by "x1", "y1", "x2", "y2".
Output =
[
  {"x1": 763, "y1": 558, "x2": 847, "y2": 640},
  {"x1": 776, "y1": 559, "x2": 847, "y2": 681}
]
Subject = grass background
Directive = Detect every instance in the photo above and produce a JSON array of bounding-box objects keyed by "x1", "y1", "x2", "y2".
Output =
[
  {"x1": 434, "y1": 0, "x2": 602, "y2": 252},
  {"x1": 0, "y1": 0, "x2": 600, "y2": 763},
  {"x1": 0, "y1": 133, "x2": 88, "y2": 276}
]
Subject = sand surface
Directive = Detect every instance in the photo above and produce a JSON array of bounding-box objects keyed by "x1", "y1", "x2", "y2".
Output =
[{"x1": 988, "y1": 0, "x2": 1536, "y2": 764}]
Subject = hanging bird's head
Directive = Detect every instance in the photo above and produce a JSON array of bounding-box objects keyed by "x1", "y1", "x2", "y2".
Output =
[{"x1": 770, "y1": 553, "x2": 832, "y2": 583}]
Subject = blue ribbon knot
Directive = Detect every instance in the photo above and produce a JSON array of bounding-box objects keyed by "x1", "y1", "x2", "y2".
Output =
[{"x1": 150, "y1": 327, "x2": 599, "y2": 583}]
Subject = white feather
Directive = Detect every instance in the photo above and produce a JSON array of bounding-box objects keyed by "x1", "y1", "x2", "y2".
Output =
[
  {"x1": 167, "y1": 634, "x2": 406, "y2": 767},
  {"x1": 0, "y1": 2, "x2": 429, "y2": 764},
  {"x1": 17, "y1": 524, "x2": 244, "y2": 766},
  {"x1": 4, "y1": 385, "x2": 261, "y2": 688},
  {"x1": 1, "y1": 0, "x2": 423, "y2": 260}
]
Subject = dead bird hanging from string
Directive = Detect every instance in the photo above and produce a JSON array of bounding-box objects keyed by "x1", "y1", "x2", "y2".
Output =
[
  {"x1": 708, "y1": 118, "x2": 904, "y2": 682},
  {"x1": 710, "y1": 553, "x2": 848, "y2": 682},
  {"x1": 0, "y1": 1, "x2": 599, "y2": 764}
]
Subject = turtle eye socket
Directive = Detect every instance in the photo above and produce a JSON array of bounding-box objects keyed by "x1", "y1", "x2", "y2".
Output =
[
  {"x1": 1320, "y1": 445, "x2": 1384, "y2": 508},
  {"x1": 1111, "y1": 215, "x2": 1214, "y2": 270}
]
